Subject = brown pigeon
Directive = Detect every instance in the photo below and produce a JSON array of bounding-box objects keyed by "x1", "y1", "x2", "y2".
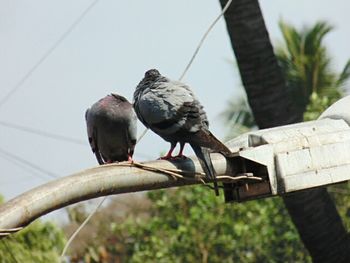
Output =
[{"x1": 85, "y1": 94, "x2": 137, "y2": 164}]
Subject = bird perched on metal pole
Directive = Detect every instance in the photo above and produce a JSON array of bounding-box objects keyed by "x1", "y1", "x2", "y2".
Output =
[
  {"x1": 85, "y1": 94, "x2": 137, "y2": 164},
  {"x1": 133, "y1": 69, "x2": 232, "y2": 195}
]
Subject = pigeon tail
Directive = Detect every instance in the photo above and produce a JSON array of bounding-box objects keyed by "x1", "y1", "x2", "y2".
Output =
[
  {"x1": 193, "y1": 130, "x2": 232, "y2": 157},
  {"x1": 206, "y1": 131, "x2": 232, "y2": 157},
  {"x1": 191, "y1": 144, "x2": 219, "y2": 196}
]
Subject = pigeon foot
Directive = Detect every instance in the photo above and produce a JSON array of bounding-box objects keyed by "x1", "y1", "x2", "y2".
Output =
[
  {"x1": 159, "y1": 155, "x2": 175, "y2": 160},
  {"x1": 173, "y1": 155, "x2": 187, "y2": 160}
]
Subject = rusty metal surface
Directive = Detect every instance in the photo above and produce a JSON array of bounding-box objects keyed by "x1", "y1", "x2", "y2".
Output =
[{"x1": 0, "y1": 153, "x2": 234, "y2": 231}]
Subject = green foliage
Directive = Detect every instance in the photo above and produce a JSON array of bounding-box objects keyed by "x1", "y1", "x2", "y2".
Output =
[
  {"x1": 0, "y1": 196, "x2": 66, "y2": 263},
  {"x1": 222, "y1": 94, "x2": 256, "y2": 140},
  {"x1": 224, "y1": 20, "x2": 349, "y2": 132},
  {"x1": 64, "y1": 195, "x2": 152, "y2": 262},
  {"x1": 276, "y1": 20, "x2": 348, "y2": 115},
  {"x1": 223, "y1": 20, "x2": 349, "y2": 129},
  {"x1": 108, "y1": 187, "x2": 309, "y2": 263},
  {"x1": 64, "y1": 189, "x2": 310, "y2": 262},
  {"x1": 303, "y1": 92, "x2": 338, "y2": 121}
]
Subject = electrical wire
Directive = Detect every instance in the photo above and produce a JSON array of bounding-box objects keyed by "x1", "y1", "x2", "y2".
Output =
[
  {"x1": 60, "y1": 196, "x2": 107, "y2": 259},
  {"x1": 0, "y1": 147, "x2": 59, "y2": 179},
  {"x1": 0, "y1": 120, "x2": 86, "y2": 145},
  {"x1": 0, "y1": 152, "x2": 52, "y2": 182},
  {"x1": 0, "y1": 121, "x2": 154, "y2": 165},
  {"x1": 0, "y1": 120, "x2": 156, "y2": 159},
  {"x1": 178, "y1": 0, "x2": 233, "y2": 81},
  {"x1": 136, "y1": 0, "x2": 233, "y2": 145},
  {"x1": 0, "y1": 0, "x2": 100, "y2": 109}
]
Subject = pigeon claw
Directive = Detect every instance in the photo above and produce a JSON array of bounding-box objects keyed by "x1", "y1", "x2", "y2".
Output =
[
  {"x1": 159, "y1": 155, "x2": 175, "y2": 160},
  {"x1": 159, "y1": 148, "x2": 176, "y2": 160},
  {"x1": 173, "y1": 154, "x2": 187, "y2": 160}
]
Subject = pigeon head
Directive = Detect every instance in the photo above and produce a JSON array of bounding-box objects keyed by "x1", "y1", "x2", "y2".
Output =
[
  {"x1": 144, "y1": 69, "x2": 160, "y2": 80},
  {"x1": 134, "y1": 69, "x2": 163, "y2": 102}
]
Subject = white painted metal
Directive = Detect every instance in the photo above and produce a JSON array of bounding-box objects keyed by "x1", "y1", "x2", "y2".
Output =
[
  {"x1": 227, "y1": 117, "x2": 350, "y2": 195},
  {"x1": 320, "y1": 95, "x2": 350, "y2": 125}
]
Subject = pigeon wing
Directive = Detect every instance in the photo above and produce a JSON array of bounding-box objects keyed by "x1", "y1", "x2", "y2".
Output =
[
  {"x1": 85, "y1": 108, "x2": 104, "y2": 164},
  {"x1": 136, "y1": 81, "x2": 205, "y2": 135}
]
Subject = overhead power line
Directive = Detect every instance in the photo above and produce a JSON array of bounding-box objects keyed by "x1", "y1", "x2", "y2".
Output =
[
  {"x1": 0, "y1": 120, "x2": 86, "y2": 145},
  {"x1": 0, "y1": 152, "x2": 50, "y2": 181},
  {"x1": 138, "y1": 0, "x2": 233, "y2": 143},
  {"x1": 0, "y1": 147, "x2": 59, "y2": 179},
  {"x1": 178, "y1": 0, "x2": 233, "y2": 81},
  {"x1": 0, "y1": 0, "x2": 100, "y2": 109},
  {"x1": 0, "y1": 120, "x2": 156, "y2": 159}
]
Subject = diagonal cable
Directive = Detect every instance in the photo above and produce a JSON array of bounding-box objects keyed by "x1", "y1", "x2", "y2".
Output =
[
  {"x1": 0, "y1": 0, "x2": 100, "y2": 109},
  {"x1": 0, "y1": 120, "x2": 86, "y2": 145},
  {"x1": 0, "y1": 152, "x2": 48, "y2": 181},
  {"x1": 0, "y1": 120, "x2": 155, "y2": 159},
  {"x1": 178, "y1": 0, "x2": 233, "y2": 81},
  {"x1": 0, "y1": 147, "x2": 59, "y2": 179},
  {"x1": 136, "y1": 0, "x2": 233, "y2": 144}
]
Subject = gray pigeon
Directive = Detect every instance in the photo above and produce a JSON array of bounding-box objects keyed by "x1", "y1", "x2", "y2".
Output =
[
  {"x1": 133, "y1": 69, "x2": 232, "y2": 195},
  {"x1": 85, "y1": 94, "x2": 137, "y2": 164}
]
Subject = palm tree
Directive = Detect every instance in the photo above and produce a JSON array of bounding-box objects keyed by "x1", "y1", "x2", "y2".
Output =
[
  {"x1": 219, "y1": 0, "x2": 350, "y2": 262},
  {"x1": 219, "y1": 0, "x2": 297, "y2": 128},
  {"x1": 223, "y1": 20, "x2": 350, "y2": 132},
  {"x1": 276, "y1": 20, "x2": 350, "y2": 118},
  {"x1": 221, "y1": 93, "x2": 256, "y2": 139}
]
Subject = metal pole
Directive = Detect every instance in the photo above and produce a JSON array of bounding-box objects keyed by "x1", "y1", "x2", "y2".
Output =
[{"x1": 0, "y1": 153, "x2": 231, "y2": 232}]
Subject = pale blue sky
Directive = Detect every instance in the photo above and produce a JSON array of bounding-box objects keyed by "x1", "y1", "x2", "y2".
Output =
[{"x1": 0, "y1": 0, "x2": 349, "y2": 205}]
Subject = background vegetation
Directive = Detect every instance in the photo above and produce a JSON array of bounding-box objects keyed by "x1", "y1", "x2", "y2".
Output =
[{"x1": 0, "y1": 195, "x2": 66, "y2": 263}]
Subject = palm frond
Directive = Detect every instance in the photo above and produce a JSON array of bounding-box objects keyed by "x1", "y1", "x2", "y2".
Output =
[
  {"x1": 276, "y1": 19, "x2": 345, "y2": 115},
  {"x1": 336, "y1": 59, "x2": 350, "y2": 88}
]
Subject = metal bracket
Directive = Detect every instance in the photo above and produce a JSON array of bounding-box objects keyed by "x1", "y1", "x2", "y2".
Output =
[{"x1": 224, "y1": 118, "x2": 350, "y2": 202}]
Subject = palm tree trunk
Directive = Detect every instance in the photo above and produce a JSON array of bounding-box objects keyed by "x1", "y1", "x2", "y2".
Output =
[
  {"x1": 219, "y1": 0, "x2": 298, "y2": 128},
  {"x1": 219, "y1": 0, "x2": 350, "y2": 262}
]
